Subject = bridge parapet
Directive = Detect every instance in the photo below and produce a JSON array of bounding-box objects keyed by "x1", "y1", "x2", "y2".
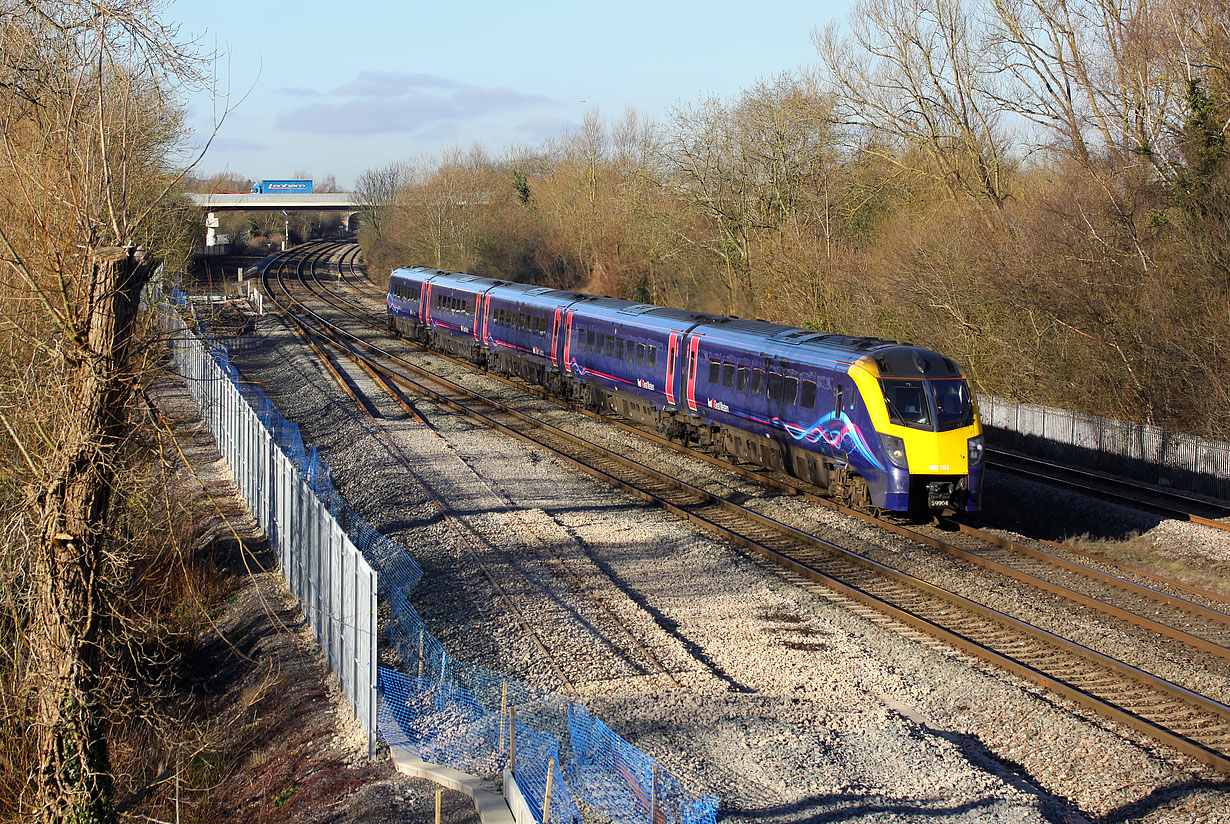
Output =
[{"x1": 189, "y1": 192, "x2": 358, "y2": 210}]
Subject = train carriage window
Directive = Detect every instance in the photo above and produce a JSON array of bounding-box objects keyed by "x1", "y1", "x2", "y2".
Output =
[
  {"x1": 606, "y1": 335, "x2": 615, "y2": 356},
  {"x1": 767, "y1": 372, "x2": 784, "y2": 402},
  {"x1": 626, "y1": 341, "x2": 636, "y2": 362},
  {"x1": 737, "y1": 367, "x2": 751, "y2": 392},
  {"x1": 708, "y1": 359, "x2": 721, "y2": 384},
  {"x1": 800, "y1": 380, "x2": 817, "y2": 409},
  {"x1": 751, "y1": 369, "x2": 765, "y2": 395},
  {"x1": 648, "y1": 346, "x2": 657, "y2": 367},
  {"x1": 636, "y1": 343, "x2": 646, "y2": 364},
  {"x1": 721, "y1": 363, "x2": 735, "y2": 388},
  {"x1": 616, "y1": 340, "x2": 624, "y2": 360},
  {"x1": 783, "y1": 376, "x2": 799, "y2": 404}
]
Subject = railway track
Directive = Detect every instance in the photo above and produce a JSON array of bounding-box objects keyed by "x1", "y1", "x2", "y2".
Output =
[
  {"x1": 987, "y1": 448, "x2": 1230, "y2": 532},
  {"x1": 245, "y1": 241, "x2": 1230, "y2": 774},
  {"x1": 258, "y1": 243, "x2": 686, "y2": 693},
  {"x1": 297, "y1": 245, "x2": 1230, "y2": 659}
]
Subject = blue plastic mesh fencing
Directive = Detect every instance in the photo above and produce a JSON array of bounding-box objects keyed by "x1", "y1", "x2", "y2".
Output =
[
  {"x1": 163, "y1": 295, "x2": 717, "y2": 824},
  {"x1": 569, "y1": 704, "x2": 718, "y2": 824},
  {"x1": 378, "y1": 667, "x2": 582, "y2": 824}
]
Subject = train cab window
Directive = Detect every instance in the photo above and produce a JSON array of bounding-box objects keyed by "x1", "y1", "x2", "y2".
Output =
[
  {"x1": 767, "y1": 372, "x2": 784, "y2": 402},
  {"x1": 736, "y1": 367, "x2": 751, "y2": 392},
  {"x1": 931, "y1": 378, "x2": 975, "y2": 430},
  {"x1": 751, "y1": 369, "x2": 765, "y2": 395},
  {"x1": 636, "y1": 343, "x2": 646, "y2": 364},
  {"x1": 648, "y1": 346, "x2": 657, "y2": 367},
  {"x1": 783, "y1": 376, "x2": 798, "y2": 404},
  {"x1": 721, "y1": 363, "x2": 735, "y2": 388},
  {"x1": 708, "y1": 359, "x2": 721, "y2": 384},
  {"x1": 800, "y1": 380, "x2": 817, "y2": 409},
  {"x1": 882, "y1": 379, "x2": 931, "y2": 429}
]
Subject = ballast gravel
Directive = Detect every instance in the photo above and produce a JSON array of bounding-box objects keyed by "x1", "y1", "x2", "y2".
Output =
[{"x1": 209, "y1": 281, "x2": 1230, "y2": 824}]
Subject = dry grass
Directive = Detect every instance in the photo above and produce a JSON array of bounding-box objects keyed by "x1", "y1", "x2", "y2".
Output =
[{"x1": 1063, "y1": 533, "x2": 1230, "y2": 601}]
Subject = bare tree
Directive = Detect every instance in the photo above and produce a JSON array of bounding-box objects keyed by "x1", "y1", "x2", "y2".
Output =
[
  {"x1": 816, "y1": 0, "x2": 1014, "y2": 208},
  {"x1": 0, "y1": 2, "x2": 204, "y2": 820},
  {"x1": 354, "y1": 159, "x2": 412, "y2": 240}
]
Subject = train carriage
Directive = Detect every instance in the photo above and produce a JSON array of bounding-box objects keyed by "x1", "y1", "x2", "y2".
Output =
[
  {"x1": 482, "y1": 283, "x2": 586, "y2": 389},
  {"x1": 386, "y1": 266, "x2": 436, "y2": 341},
  {"x1": 563, "y1": 299, "x2": 721, "y2": 426},
  {"x1": 387, "y1": 265, "x2": 983, "y2": 514}
]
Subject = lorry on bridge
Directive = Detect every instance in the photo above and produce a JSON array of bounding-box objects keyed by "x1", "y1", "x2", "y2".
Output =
[{"x1": 250, "y1": 179, "x2": 313, "y2": 194}]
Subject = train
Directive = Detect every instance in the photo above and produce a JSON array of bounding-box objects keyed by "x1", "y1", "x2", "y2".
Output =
[
  {"x1": 250, "y1": 179, "x2": 313, "y2": 194},
  {"x1": 386, "y1": 266, "x2": 984, "y2": 514}
]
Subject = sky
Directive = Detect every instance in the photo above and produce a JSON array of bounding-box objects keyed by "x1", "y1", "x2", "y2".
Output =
[{"x1": 170, "y1": 0, "x2": 854, "y2": 189}]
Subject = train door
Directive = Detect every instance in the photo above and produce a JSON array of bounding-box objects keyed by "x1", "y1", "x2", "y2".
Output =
[
  {"x1": 665, "y1": 333, "x2": 681, "y2": 406},
  {"x1": 563, "y1": 311, "x2": 575, "y2": 372},
  {"x1": 550, "y1": 307, "x2": 562, "y2": 367},
  {"x1": 685, "y1": 337, "x2": 701, "y2": 412}
]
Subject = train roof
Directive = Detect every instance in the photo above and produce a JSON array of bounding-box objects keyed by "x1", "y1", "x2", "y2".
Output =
[
  {"x1": 388, "y1": 268, "x2": 965, "y2": 378},
  {"x1": 693, "y1": 318, "x2": 962, "y2": 377},
  {"x1": 486, "y1": 282, "x2": 591, "y2": 307},
  {"x1": 572, "y1": 296, "x2": 726, "y2": 332}
]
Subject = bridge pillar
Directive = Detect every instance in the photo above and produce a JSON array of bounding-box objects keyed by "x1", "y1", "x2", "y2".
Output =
[{"x1": 205, "y1": 211, "x2": 220, "y2": 247}]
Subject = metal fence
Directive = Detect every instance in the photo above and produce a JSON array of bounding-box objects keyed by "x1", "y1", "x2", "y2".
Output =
[
  {"x1": 163, "y1": 299, "x2": 380, "y2": 756},
  {"x1": 159, "y1": 288, "x2": 718, "y2": 824},
  {"x1": 978, "y1": 394, "x2": 1230, "y2": 500}
]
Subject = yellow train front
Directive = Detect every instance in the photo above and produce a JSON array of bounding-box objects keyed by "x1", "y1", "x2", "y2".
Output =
[{"x1": 847, "y1": 346, "x2": 984, "y2": 513}]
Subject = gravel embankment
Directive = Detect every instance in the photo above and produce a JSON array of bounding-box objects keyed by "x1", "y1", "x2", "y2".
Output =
[{"x1": 217, "y1": 283, "x2": 1230, "y2": 823}]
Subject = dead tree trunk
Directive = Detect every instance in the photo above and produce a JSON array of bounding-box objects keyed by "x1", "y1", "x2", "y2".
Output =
[{"x1": 26, "y1": 246, "x2": 156, "y2": 824}]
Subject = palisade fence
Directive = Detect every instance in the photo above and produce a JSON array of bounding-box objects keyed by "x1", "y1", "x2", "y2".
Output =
[
  {"x1": 159, "y1": 289, "x2": 719, "y2": 824},
  {"x1": 977, "y1": 394, "x2": 1230, "y2": 500},
  {"x1": 161, "y1": 297, "x2": 380, "y2": 754}
]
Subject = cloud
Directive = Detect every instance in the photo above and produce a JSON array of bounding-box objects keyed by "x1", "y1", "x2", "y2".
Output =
[
  {"x1": 331, "y1": 71, "x2": 462, "y2": 97},
  {"x1": 275, "y1": 70, "x2": 553, "y2": 136},
  {"x1": 278, "y1": 86, "x2": 322, "y2": 97}
]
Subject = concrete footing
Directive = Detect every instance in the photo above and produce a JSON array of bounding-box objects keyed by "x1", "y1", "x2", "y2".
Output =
[{"x1": 389, "y1": 744, "x2": 517, "y2": 824}]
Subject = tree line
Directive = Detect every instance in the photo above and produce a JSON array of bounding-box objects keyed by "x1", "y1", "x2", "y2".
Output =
[{"x1": 357, "y1": 0, "x2": 1230, "y2": 440}]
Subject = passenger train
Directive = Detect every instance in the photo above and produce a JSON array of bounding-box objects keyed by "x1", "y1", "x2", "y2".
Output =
[{"x1": 387, "y1": 266, "x2": 984, "y2": 514}]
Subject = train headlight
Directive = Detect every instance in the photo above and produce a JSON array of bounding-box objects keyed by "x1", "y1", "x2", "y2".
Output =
[
  {"x1": 880, "y1": 433, "x2": 908, "y2": 469},
  {"x1": 967, "y1": 435, "x2": 985, "y2": 466}
]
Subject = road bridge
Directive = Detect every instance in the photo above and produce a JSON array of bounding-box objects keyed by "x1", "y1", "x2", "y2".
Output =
[
  {"x1": 188, "y1": 192, "x2": 360, "y2": 251},
  {"x1": 188, "y1": 192, "x2": 358, "y2": 211}
]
